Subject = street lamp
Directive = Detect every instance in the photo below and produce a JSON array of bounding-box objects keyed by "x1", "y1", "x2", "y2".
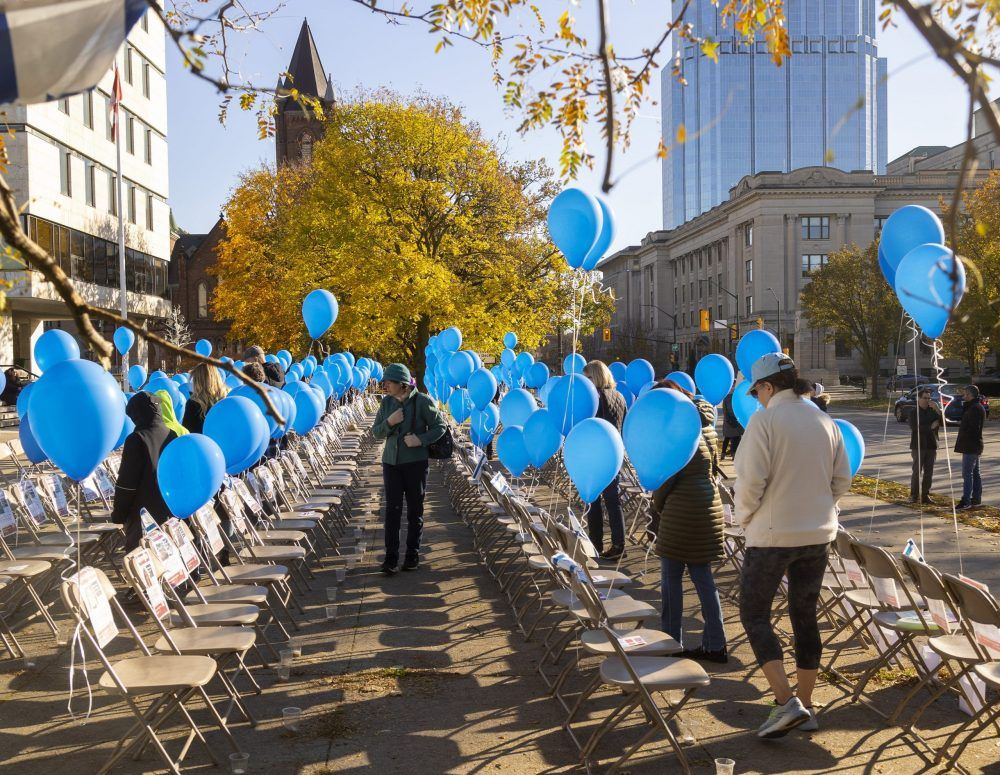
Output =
[
  {"x1": 699, "y1": 277, "x2": 741, "y2": 339},
  {"x1": 640, "y1": 303, "x2": 678, "y2": 345},
  {"x1": 766, "y1": 287, "x2": 780, "y2": 345}
]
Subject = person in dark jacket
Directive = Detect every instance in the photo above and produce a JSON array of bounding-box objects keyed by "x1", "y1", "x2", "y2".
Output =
[
  {"x1": 583, "y1": 360, "x2": 628, "y2": 560},
  {"x1": 956, "y1": 384, "x2": 986, "y2": 509},
  {"x1": 0, "y1": 368, "x2": 27, "y2": 406},
  {"x1": 182, "y1": 362, "x2": 229, "y2": 434},
  {"x1": 651, "y1": 379, "x2": 727, "y2": 663},
  {"x1": 909, "y1": 388, "x2": 942, "y2": 504},
  {"x1": 372, "y1": 363, "x2": 447, "y2": 574},
  {"x1": 244, "y1": 344, "x2": 285, "y2": 388},
  {"x1": 721, "y1": 391, "x2": 743, "y2": 460},
  {"x1": 111, "y1": 392, "x2": 177, "y2": 552}
]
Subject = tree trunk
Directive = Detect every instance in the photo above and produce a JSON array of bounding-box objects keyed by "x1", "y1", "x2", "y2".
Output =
[{"x1": 414, "y1": 314, "x2": 431, "y2": 393}]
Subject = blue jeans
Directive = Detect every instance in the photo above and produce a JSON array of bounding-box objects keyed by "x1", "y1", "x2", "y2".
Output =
[
  {"x1": 587, "y1": 476, "x2": 625, "y2": 550},
  {"x1": 962, "y1": 453, "x2": 982, "y2": 503},
  {"x1": 660, "y1": 558, "x2": 726, "y2": 651}
]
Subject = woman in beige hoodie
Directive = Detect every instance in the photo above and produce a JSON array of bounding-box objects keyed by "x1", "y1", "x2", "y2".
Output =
[{"x1": 735, "y1": 353, "x2": 852, "y2": 739}]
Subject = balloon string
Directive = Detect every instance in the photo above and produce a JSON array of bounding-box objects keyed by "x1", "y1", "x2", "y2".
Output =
[
  {"x1": 931, "y1": 338, "x2": 965, "y2": 575},
  {"x1": 910, "y1": 318, "x2": 925, "y2": 558}
]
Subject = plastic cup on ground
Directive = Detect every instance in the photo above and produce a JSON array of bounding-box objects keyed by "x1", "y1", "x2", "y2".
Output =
[
  {"x1": 279, "y1": 648, "x2": 293, "y2": 666},
  {"x1": 326, "y1": 587, "x2": 338, "y2": 602},
  {"x1": 715, "y1": 759, "x2": 735, "y2": 775},
  {"x1": 336, "y1": 568, "x2": 346, "y2": 583},
  {"x1": 230, "y1": 752, "x2": 250, "y2": 774},
  {"x1": 282, "y1": 707, "x2": 303, "y2": 732},
  {"x1": 276, "y1": 664, "x2": 290, "y2": 681},
  {"x1": 326, "y1": 604, "x2": 338, "y2": 621},
  {"x1": 289, "y1": 637, "x2": 303, "y2": 657}
]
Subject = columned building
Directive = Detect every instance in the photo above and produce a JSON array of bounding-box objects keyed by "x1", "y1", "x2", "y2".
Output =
[{"x1": 0, "y1": 9, "x2": 170, "y2": 374}]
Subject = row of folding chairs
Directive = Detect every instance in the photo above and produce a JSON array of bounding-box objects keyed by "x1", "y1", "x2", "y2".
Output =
[
  {"x1": 0, "y1": 393, "x2": 382, "y2": 773},
  {"x1": 442, "y1": 434, "x2": 711, "y2": 775}
]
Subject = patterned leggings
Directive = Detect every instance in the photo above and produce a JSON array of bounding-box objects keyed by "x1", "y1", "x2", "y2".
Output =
[{"x1": 738, "y1": 543, "x2": 830, "y2": 670}]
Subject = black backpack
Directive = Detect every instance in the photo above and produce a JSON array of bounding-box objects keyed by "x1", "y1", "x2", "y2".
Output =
[{"x1": 407, "y1": 395, "x2": 453, "y2": 460}]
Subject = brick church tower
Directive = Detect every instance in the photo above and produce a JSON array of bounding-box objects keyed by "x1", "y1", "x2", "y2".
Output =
[{"x1": 274, "y1": 19, "x2": 334, "y2": 167}]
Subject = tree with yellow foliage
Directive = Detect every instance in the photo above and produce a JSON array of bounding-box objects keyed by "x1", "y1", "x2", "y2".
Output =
[{"x1": 214, "y1": 92, "x2": 611, "y2": 382}]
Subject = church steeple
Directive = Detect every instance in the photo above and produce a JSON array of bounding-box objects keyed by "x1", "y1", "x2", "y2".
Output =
[{"x1": 275, "y1": 19, "x2": 334, "y2": 166}]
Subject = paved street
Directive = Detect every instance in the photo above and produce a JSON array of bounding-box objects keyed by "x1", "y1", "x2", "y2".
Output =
[{"x1": 828, "y1": 406, "x2": 1000, "y2": 505}]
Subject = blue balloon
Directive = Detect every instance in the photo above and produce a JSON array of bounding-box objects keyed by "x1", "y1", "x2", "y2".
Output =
[
  {"x1": 665, "y1": 371, "x2": 696, "y2": 394},
  {"x1": 195, "y1": 339, "x2": 212, "y2": 357},
  {"x1": 547, "y1": 373, "x2": 599, "y2": 436},
  {"x1": 158, "y1": 434, "x2": 225, "y2": 518},
  {"x1": 500, "y1": 388, "x2": 536, "y2": 428},
  {"x1": 277, "y1": 350, "x2": 293, "y2": 369},
  {"x1": 834, "y1": 419, "x2": 865, "y2": 477},
  {"x1": 581, "y1": 197, "x2": 616, "y2": 271},
  {"x1": 301, "y1": 359, "x2": 316, "y2": 379},
  {"x1": 342, "y1": 352, "x2": 356, "y2": 367},
  {"x1": 274, "y1": 388, "x2": 297, "y2": 438},
  {"x1": 694, "y1": 354, "x2": 735, "y2": 407},
  {"x1": 735, "y1": 330, "x2": 781, "y2": 382},
  {"x1": 312, "y1": 370, "x2": 334, "y2": 399},
  {"x1": 623, "y1": 389, "x2": 701, "y2": 490},
  {"x1": 880, "y1": 205, "x2": 944, "y2": 286},
  {"x1": 563, "y1": 352, "x2": 586, "y2": 375},
  {"x1": 503, "y1": 332, "x2": 518, "y2": 349},
  {"x1": 564, "y1": 418, "x2": 624, "y2": 503},
  {"x1": 523, "y1": 408, "x2": 562, "y2": 468},
  {"x1": 19, "y1": 415, "x2": 47, "y2": 464},
  {"x1": 149, "y1": 370, "x2": 167, "y2": 381},
  {"x1": 524, "y1": 361, "x2": 550, "y2": 390},
  {"x1": 302, "y1": 289, "x2": 339, "y2": 339},
  {"x1": 231, "y1": 384, "x2": 279, "y2": 436},
  {"x1": 224, "y1": 374, "x2": 242, "y2": 390},
  {"x1": 27, "y1": 359, "x2": 124, "y2": 480},
  {"x1": 286, "y1": 381, "x2": 324, "y2": 434},
  {"x1": 471, "y1": 404, "x2": 500, "y2": 449},
  {"x1": 894, "y1": 243, "x2": 966, "y2": 340},
  {"x1": 34, "y1": 329, "x2": 80, "y2": 372},
  {"x1": 448, "y1": 388, "x2": 474, "y2": 423},
  {"x1": 538, "y1": 376, "x2": 560, "y2": 407},
  {"x1": 609, "y1": 361, "x2": 627, "y2": 383},
  {"x1": 447, "y1": 351, "x2": 476, "y2": 388},
  {"x1": 232, "y1": 415, "x2": 269, "y2": 473},
  {"x1": 115, "y1": 408, "x2": 135, "y2": 451},
  {"x1": 497, "y1": 426, "x2": 530, "y2": 477},
  {"x1": 490, "y1": 365, "x2": 504, "y2": 383},
  {"x1": 127, "y1": 364, "x2": 147, "y2": 391},
  {"x1": 352, "y1": 366, "x2": 369, "y2": 390},
  {"x1": 113, "y1": 327, "x2": 135, "y2": 355},
  {"x1": 265, "y1": 353, "x2": 279, "y2": 364},
  {"x1": 878, "y1": 244, "x2": 895, "y2": 287},
  {"x1": 625, "y1": 359, "x2": 655, "y2": 395},
  {"x1": 617, "y1": 382, "x2": 634, "y2": 409},
  {"x1": 732, "y1": 379, "x2": 763, "y2": 429},
  {"x1": 547, "y1": 187, "x2": 602, "y2": 269},
  {"x1": 500, "y1": 348, "x2": 516, "y2": 369},
  {"x1": 468, "y1": 368, "x2": 498, "y2": 411},
  {"x1": 145, "y1": 377, "x2": 185, "y2": 419},
  {"x1": 514, "y1": 351, "x2": 535, "y2": 377},
  {"x1": 204, "y1": 396, "x2": 269, "y2": 475},
  {"x1": 439, "y1": 327, "x2": 462, "y2": 353},
  {"x1": 179, "y1": 382, "x2": 193, "y2": 399},
  {"x1": 15, "y1": 382, "x2": 32, "y2": 419}
]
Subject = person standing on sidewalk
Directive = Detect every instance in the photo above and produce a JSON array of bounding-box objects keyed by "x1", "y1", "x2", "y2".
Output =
[
  {"x1": 651, "y1": 379, "x2": 727, "y2": 663},
  {"x1": 721, "y1": 391, "x2": 743, "y2": 460},
  {"x1": 956, "y1": 384, "x2": 986, "y2": 509},
  {"x1": 734, "y1": 353, "x2": 852, "y2": 739},
  {"x1": 909, "y1": 389, "x2": 942, "y2": 504},
  {"x1": 583, "y1": 360, "x2": 628, "y2": 561},
  {"x1": 372, "y1": 363, "x2": 447, "y2": 574}
]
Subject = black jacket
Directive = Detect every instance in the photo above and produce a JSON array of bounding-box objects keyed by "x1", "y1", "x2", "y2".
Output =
[
  {"x1": 263, "y1": 361, "x2": 286, "y2": 388},
  {"x1": 722, "y1": 393, "x2": 742, "y2": 438},
  {"x1": 955, "y1": 400, "x2": 986, "y2": 455},
  {"x1": 112, "y1": 392, "x2": 177, "y2": 551},
  {"x1": 181, "y1": 398, "x2": 207, "y2": 434},
  {"x1": 596, "y1": 387, "x2": 626, "y2": 432},
  {"x1": 909, "y1": 403, "x2": 942, "y2": 451}
]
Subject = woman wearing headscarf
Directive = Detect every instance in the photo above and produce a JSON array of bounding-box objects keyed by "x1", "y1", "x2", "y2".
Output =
[
  {"x1": 155, "y1": 389, "x2": 189, "y2": 436},
  {"x1": 111, "y1": 392, "x2": 178, "y2": 551}
]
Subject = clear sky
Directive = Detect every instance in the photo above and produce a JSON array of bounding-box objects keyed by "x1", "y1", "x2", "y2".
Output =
[{"x1": 166, "y1": 1, "x2": 981, "y2": 254}]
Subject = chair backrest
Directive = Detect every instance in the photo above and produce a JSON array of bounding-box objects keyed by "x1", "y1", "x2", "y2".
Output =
[
  {"x1": 13, "y1": 479, "x2": 49, "y2": 529},
  {"x1": 163, "y1": 518, "x2": 203, "y2": 575},
  {"x1": 122, "y1": 546, "x2": 172, "y2": 622},
  {"x1": 232, "y1": 477, "x2": 266, "y2": 521},
  {"x1": 900, "y1": 555, "x2": 958, "y2": 633},
  {"x1": 60, "y1": 566, "x2": 119, "y2": 647},
  {"x1": 941, "y1": 574, "x2": 1000, "y2": 659},
  {"x1": 0, "y1": 489, "x2": 16, "y2": 540},
  {"x1": 191, "y1": 505, "x2": 226, "y2": 557},
  {"x1": 142, "y1": 526, "x2": 190, "y2": 589}
]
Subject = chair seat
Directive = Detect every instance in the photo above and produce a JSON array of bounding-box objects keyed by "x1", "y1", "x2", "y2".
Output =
[
  {"x1": 100, "y1": 655, "x2": 216, "y2": 694},
  {"x1": 550, "y1": 587, "x2": 627, "y2": 609},
  {"x1": 974, "y1": 662, "x2": 1000, "y2": 688},
  {"x1": 216, "y1": 564, "x2": 288, "y2": 584},
  {"x1": 270, "y1": 519, "x2": 318, "y2": 531},
  {"x1": 581, "y1": 627, "x2": 682, "y2": 657},
  {"x1": 572, "y1": 594, "x2": 657, "y2": 624},
  {"x1": 35, "y1": 532, "x2": 100, "y2": 546},
  {"x1": 873, "y1": 610, "x2": 939, "y2": 633},
  {"x1": 521, "y1": 542, "x2": 542, "y2": 556},
  {"x1": 188, "y1": 584, "x2": 268, "y2": 606},
  {"x1": 930, "y1": 634, "x2": 982, "y2": 662},
  {"x1": 154, "y1": 626, "x2": 256, "y2": 656},
  {"x1": 257, "y1": 529, "x2": 308, "y2": 543},
  {"x1": 600, "y1": 655, "x2": 710, "y2": 690},
  {"x1": 239, "y1": 545, "x2": 306, "y2": 562},
  {"x1": 527, "y1": 554, "x2": 550, "y2": 570},
  {"x1": 844, "y1": 588, "x2": 882, "y2": 609},
  {"x1": 0, "y1": 559, "x2": 51, "y2": 578},
  {"x1": 171, "y1": 603, "x2": 260, "y2": 627},
  {"x1": 586, "y1": 569, "x2": 633, "y2": 588},
  {"x1": 9, "y1": 545, "x2": 73, "y2": 562}
]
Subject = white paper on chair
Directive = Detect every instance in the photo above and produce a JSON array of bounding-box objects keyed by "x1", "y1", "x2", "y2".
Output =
[
  {"x1": 959, "y1": 574, "x2": 990, "y2": 594},
  {"x1": 926, "y1": 598, "x2": 956, "y2": 634},
  {"x1": 233, "y1": 479, "x2": 264, "y2": 517},
  {"x1": 871, "y1": 577, "x2": 899, "y2": 608},
  {"x1": 79, "y1": 474, "x2": 101, "y2": 503},
  {"x1": 618, "y1": 635, "x2": 647, "y2": 649},
  {"x1": 95, "y1": 468, "x2": 115, "y2": 499},
  {"x1": 164, "y1": 518, "x2": 201, "y2": 573},
  {"x1": 722, "y1": 503, "x2": 735, "y2": 526},
  {"x1": 590, "y1": 575, "x2": 608, "y2": 583},
  {"x1": 76, "y1": 567, "x2": 117, "y2": 648},
  {"x1": 145, "y1": 528, "x2": 188, "y2": 588},
  {"x1": 919, "y1": 644, "x2": 942, "y2": 676},
  {"x1": 20, "y1": 480, "x2": 46, "y2": 525},
  {"x1": 131, "y1": 548, "x2": 170, "y2": 620},
  {"x1": 45, "y1": 474, "x2": 70, "y2": 517},
  {"x1": 139, "y1": 508, "x2": 158, "y2": 535},
  {"x1": 0, "y1": 491, "x2": 15, "y2": 538},
  {"x1": 958, "y1": 673, "x2": 987, "y2": 716},
  {"x1": 971, "y1": 622, "x2": 1000, "y2": 656},
  {"x1": 842, "y1": 558, "x2": 866, "y2": 587},
  {"x1": 195, "y1": 507, "x2": 225, "y2": 555}
]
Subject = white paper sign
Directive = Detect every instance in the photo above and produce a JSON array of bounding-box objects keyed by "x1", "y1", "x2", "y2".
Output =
[
  {"x1": 145, "y1": 528, "x2": 188, "y2": 588},
  {"x1": 95, "y1": 468, "x2": 115, "y2": 499},
  {"x1": 75, "y1": 567, "x2": 117, "y2": 648},
  {"x1": 871, "y1": 576, "x2": 900, "y2": 608},
  {"x1": 164, "y1": 518, "x2": 201, "y2": 573},
  {"x1": 842, "y1": 558, "x2": 867, "y2": 587},
  {"x1": 139, "y1": 508, "x2": 158, "y2": 535},
  {"x1": 0, "y1": 491, "x2": 15, "y2": 538},
  {"x1": 129, "y1": 548, "x2": 170, "y2": 620},
  {"x1": 44, "y1": 474, "x2": 70, "y2": 517},
  {"x1": 233, "y1": 479, "x2": 264, "y2": 517},
  {"x1": 972, "y1": 622, "x2": 1000, "y2": 655},
  {"x1": 723, "y1": 503, "x2": 735, "y2": 526},
  {"x1": 19, "y1": 480, "x2": 46, "y2": 525},
  {"x1": 194, "y1": 506, "x2": 225, "y2": 555},
  {"x1": 618, "y1": 635, "x2": 647, "y2": 650},
  {"x1": 927, "y1": 598, "x2": 954, "y2": 633},
  {"x1": 80, "y1": 474, "x2": 102, "y2": 503}
]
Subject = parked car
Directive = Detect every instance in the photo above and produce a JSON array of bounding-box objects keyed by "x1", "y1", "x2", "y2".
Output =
[
  {"x1": 894, "y1": 383, "x2": 990, "y2": 424},
  {"x1": 886, "y1": 373, "x2": 922, "y2": 392},
  {"x1": 973, "y1": 367, "x2": 1000, "y2": 397}
]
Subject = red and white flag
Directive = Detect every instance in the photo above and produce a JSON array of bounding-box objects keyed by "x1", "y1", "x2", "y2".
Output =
[{"x1": 109, "y1": 64, "x2": 123, "y2": 141}]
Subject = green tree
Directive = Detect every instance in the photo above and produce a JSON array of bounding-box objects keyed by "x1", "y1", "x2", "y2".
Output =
[
  {"x1": 800, "y1": 242, "x2": 901, "y2": 398},
  {"x1": 215, "y1": 92, "x2": 611, "y2": 384}
]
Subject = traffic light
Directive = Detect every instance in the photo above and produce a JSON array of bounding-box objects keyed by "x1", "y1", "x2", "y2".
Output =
[
  {"x1": 602, "y1": 327, "x2": 611, "y2": 342},
  {"x1": 699, "y1": 308, "x2": 711, "y2": 332},
  {"x1": 757, "y1": 317, "x2": 765, "y2": 329},
  {"x1": 729, "y1": 325, "x2": 738, "y2": 341}
]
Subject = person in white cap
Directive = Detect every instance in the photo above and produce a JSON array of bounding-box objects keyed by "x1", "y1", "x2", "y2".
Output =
[{"x1": 734, "y1": 352, "x2": 852, "y2": 738}]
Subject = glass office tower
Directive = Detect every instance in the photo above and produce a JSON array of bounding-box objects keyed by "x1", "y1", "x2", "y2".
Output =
[{"x1": 661, "y1": 0, "x2": 888, "y2": 229}]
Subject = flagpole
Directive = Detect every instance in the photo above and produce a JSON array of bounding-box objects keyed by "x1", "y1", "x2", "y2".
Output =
[{"x1": 114, "y1": 73, "x2": 128, "y2": 390}]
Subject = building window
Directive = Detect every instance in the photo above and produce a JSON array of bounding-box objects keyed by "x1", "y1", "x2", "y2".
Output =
[
  {"x1": 124, "y1": 46, "x2": 133, "y2": 84},
  {"x1": 745, "y1": 295, "x2": 753, "y2": 317},
  {"x1": 835, "y1": 335, "x2": 852, "y2": 358},
  {"x1": 197, "y1": 282, "x2": 208, "y2": 319},
  {"x1": 745, "y1": 259, "x2": 753, "y2": 284},
  {"x1": 85, "y1": 163, "x2": 96, "y2": 207},
  {"x1": 58, "y1": 97, "x2": 69, "y2": 115},
  {"x1": 82, "y1": 91, "x2": 93, "y2": 129},
  {"x1": 744, "y1": 223, "x2": 753, "y2": 247},
  {"x1": 142, "y1": 62, "x2": 150, "y2": 98},
  {"x1": 125, "y1": 114, "x2": 135, "y2": 154},
  {"x1": 717, "y1": 304, "x2": 723, "y2": 320},
  {"x1": 681, "y1": 285, "x2": 685, "y2": 303},
  {"x1": 127, "y1": 184, "x2": 136, "y2": 224},
  {"x1": 140, "y1": 11, "x2": 148, "y2": 31},
  {"x1": 801, "y1": 254, "x2": 828, "y2": 276},
  {"x1": 104, "y1": 94, "x2": 113, "y2": 140},
  {"x1": 107, "y1": 172, "x2": 117, "y2": 215},
  {"x1": 59, "y1": 149, "x2": 72, "y2": 197},
  {"x1": 874, "y1": 216, "x2": 888, "y2": 234},
  {"x1": 674, "y1": 287, "x2": 678, "y2": 305},
  {"x1": 801, "y1": 216, "x2": 830, "y2": 240},
  {"x1": 144, "y1": 128, "x2": 152, "y2": 164},
  {"x1": 145, "y1": 193, "x2": 154, "y2": 230}
]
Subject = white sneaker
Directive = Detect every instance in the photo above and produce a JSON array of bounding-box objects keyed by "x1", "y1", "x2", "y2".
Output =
[
  {"x1": 757, "y1": 697, "x2": 810, "y2": 739},
  {"x1": 799, "y1": 706, "x2": 818, "y2": 731}
]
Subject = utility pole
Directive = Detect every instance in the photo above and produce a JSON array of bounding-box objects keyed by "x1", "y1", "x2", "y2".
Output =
[{"x1": 767, "y1": 287, "x2": 781, "y2": 346}]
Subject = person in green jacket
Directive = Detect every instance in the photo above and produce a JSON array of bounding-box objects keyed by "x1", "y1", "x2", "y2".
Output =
[{"x1": 372, "y1": 363, "x2": 448, "y2": 574}]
